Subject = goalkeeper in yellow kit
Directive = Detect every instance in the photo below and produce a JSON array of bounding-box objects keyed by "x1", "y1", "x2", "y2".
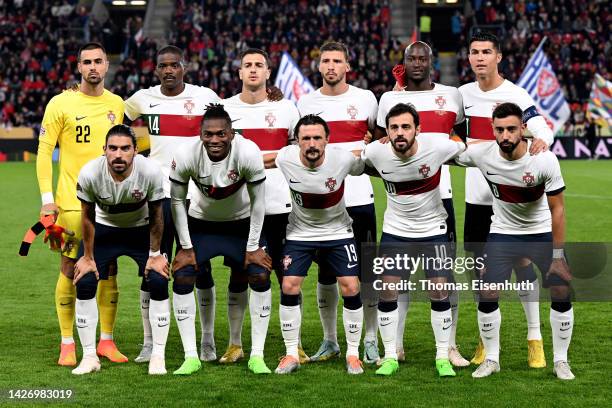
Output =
[{"x1": 36, "y1": 42, "x2": 128, "y2": 366}]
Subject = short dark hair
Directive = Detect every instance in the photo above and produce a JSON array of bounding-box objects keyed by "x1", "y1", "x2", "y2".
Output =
[
  {"x1": 320, "y1": 41, "x2": 349, "y2": 61},
  {"x1": 202, "y1": 103, "x2": 233, "y2": 128},
  {"x1": 469, "y1": 30, "x2": 500, "y2": 51},
  {"x1": 240, "y1": 48, "x2": 271, "y2": 67},
  {"x1": 157, "y1": 45, "x2": 184, "y2": 62},
  {"x1": 106, "y1": 124, "x2": 137, "y2": 147},
  {"x1": 78, "y1": 42, "x2": 106, "y2": 61},
  {"x1": 294, "y1": 114, "x2": 330, "y2": 139},
  {"x1": 385, "y1": 103, "x2": 420, "y2": 128},
  {"x1": 492, "y1": 102, "x2": 523, "y2": 121}
]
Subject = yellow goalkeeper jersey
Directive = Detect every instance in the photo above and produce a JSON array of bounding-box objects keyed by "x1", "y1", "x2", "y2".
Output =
[{"x1": 37, "y1": 89, "x2": 125, "y2": 211}]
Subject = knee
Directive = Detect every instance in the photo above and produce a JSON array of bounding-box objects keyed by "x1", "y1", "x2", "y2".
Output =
[
  {"x1": 76, "y1": 273, "x2": 98, "y2": 300},
  {"x1": 248, "y1": 272, "x2": 271, "y2": 292},
  {"x1": 172, "y1": 265, "x2": 196, "y2": 295},
  {"x1": 195, "y1": 263, "x2": 214, "y2": 290},
  {"x1": 550, "y1": 285, "x2": 571, "y2": 306},
  {"x1": 281, "y1": 279, "x2": 300, "y2": 295},
  {"x1": 338, "y1": 278, "x2": 359, "y2": 297},
  {"x1": 147, "y1": 271, "x2": 169, "y2": 301}
]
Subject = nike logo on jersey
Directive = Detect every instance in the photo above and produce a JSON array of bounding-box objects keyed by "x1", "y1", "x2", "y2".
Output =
[
  {"x1": 347, "y1": 263, "x2": 358, "y2": 269},
  {"x1": 289, "y1": 179, "x2": 301, "y2": 184},
  {"x1": 149, "y1": 103, "x2": 160, "y2": 108},
  {"x1": 465, "y1": 105, "x2": 474, "y2": 110},
  {"x1": 381, "y1": 170, "x2": 393, "y2": 174},
  {"x1": 486, "y1": 171, "x2": 499, "y2": 176},
  {"x1": 76, "y1": 116, "x2": 87, "y2": 121}
]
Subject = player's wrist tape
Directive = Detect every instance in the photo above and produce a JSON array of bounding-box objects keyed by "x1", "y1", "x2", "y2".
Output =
[
  {"x1": 553, "y1": 248, "x2": 565, "y2": 259},
  {"x1": 149, "y1": 250, "x2": 161, "y2": 257}
]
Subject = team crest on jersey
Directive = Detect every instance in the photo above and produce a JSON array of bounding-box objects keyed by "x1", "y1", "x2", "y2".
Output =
[
  {"x1": 282, "y1": 255, "x2": 292, "y2": 271},
  {"x1": 347, "y1": 105, "x2": 358, "y2": 120},
  {"x1": 537, "y1": 69, "x2": 560, "y2": 98},
  {"x1": 522, "y1": 172, "x2": 535, "y2": 186},
  {"x1": 184, "y1": 99, "x2": 195, "y2": 114},
  {"x1": 107, "y1": 111, "x2": 116, "y2": 124},
  {"x1": 132, "y1": 189, "x2": 144, "y2": 200},
  {"x1": 227, "y1": 169, "x2": 239, "y2": 182},
  {"x1": 171, "y1": 159, "x2": 176, "y2": 171},
  {"x1": 325, "y1": 177, "x2": 337, "y2": 192},
  {"x1": 419, "y1": 164, "x2": 430, "y2": 178},
  {"x1": 265, "y1": 112, "x2": 276, "y2": 127},
  {"x1": 435, "y1": 96, "x2": 446, "y2": 109}
]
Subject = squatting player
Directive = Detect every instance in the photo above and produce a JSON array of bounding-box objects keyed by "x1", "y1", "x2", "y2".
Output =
[
  {"x1": 123, "y1": 45, "x2": 221, "y2": 363},
  {"x1": 363, "y1": 103, "x2": 466, "y2": 377},
  {"x1": 460, "y1": 30, "x2": 554, "y2": 367},
  {"x1": 266, "y1": 115, "x2": 366, "y2": 375},
  {"x1": 220, "y1": 48, "x2": 301, "y2": 364},
  {"x1": 455, "y1": 102, "x2": 574, "y2": 380},
  {"x1": 36, "y1": 42, "x2": 126, "y2": 366},
  {"x1": 170, "y1": 104, "x2": 273, "y2": 375},
  {"x1": 377, "y1": 41, "x2": 468, "y2": 366},
  {"x1": 297, "y1": 41, "x2": 380, "y2": 364},
  {"x1": 71, "y1": 125, "x2": 167, "y2": 375}
]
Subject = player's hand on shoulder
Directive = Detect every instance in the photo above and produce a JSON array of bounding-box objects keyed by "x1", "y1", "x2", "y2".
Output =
[
  {"x1": 73, "y1": 256, "x2": 98, "y2": 284},
  {"x1": 266, "y1": 86, "x2": 284, "y2": 102},
  {"x1": 172, "y1": 248, "x2": 197, "y2": 275},
  {"x1": 547, "y1": 257, "x2": 572, "y2": 283},
  {"x1": 146, "y1": 254, "x2": 170, "y2": 279},
  {"x1": 529, "y1": 138, "x2": 549, "y2": 155},
  {"x1": 244, "y1": 247, "x2": 272, "y2": 271},
  {"x1": 379, "y1": 135, "x2": 390, "y2": 144},
  {"x1": 363, "y1": 130, "x2": 373, "y2": 144}
]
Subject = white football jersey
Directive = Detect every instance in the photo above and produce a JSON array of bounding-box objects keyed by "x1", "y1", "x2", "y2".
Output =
[
  {"x1": 170, "y1": 134, "x2": 266, "y2": 222},
  {"x1": 222, "y1": 94, "x2": 299, "y2": 215},
  {"x1": 459, "y1": 80, "x2": 553, "y2": 205},
  {"x1": 77, "y1": 155, "x2": 165, "y2": 228},
  {"x1": 377, "y1": 84, "x2": 464, "y2": 199},
  {"x1": 124, "y1": 84, "x2": 221, "y2": 196},
  {"x1": 275, "y1": 145, "x2": 365, "y2": 241},
  {"x1": 455, "y1": 142, "x2": 565, "y2": 234},
  {"x1": 362, "y1": 137, "x2": 465, "y2": 238},
  {"x1": 297, "y1": 85, "x2": 377, "y2": 207}
]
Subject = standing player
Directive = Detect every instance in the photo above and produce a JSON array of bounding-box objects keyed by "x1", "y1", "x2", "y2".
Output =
[
  {"x1": 170, "y1": 104, "x2": 273, "y2": 375},
  {"x1": 36, "y1": 42, "x2": 126, "y2": 366},
  {"x1": 267, "y1": 114, "x2": 366, "y2": 375},
  {"x1": 459, "y1": 31, "x2": 554, "y2": 367},
  {"x1": 297, "y1": 41, "x2": 380, "y2": 364},
  {"x1": 123, "y1": 45, "x2": 221, "y2": 363},
  {"x1": 363, "y1": 103, "x2": 466, "y2": 377},
  {"x1": 376, "y1": 41, "x2": 468, "y2": 366},
  {"x1": 71, "y1": 125, "x2": 167, "y2": 375},
  {"x1": 220, "y1": 48, "x2": 302, "y2": 364},
  {"x1": 455, "y1": 102, "x2": 574, "y2": 380}
]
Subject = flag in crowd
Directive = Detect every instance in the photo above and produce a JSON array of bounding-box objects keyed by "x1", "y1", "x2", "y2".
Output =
[
  {"x1": 274, "y1": 52, "x2": 315, "y2": 103},
  {"x1": 587, "y1": 73, "x2": 612, "y2": 129}
]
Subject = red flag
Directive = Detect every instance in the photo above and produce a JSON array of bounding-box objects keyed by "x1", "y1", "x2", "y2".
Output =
[{"x1": 410, "y1": 27, "x2": 418, "y2": 43}]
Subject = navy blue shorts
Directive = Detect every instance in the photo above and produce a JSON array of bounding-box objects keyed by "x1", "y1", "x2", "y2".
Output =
[
  {"x1": 189, "y1": 216, "x2": 267, "y2": 276},
  {"x1": 77, "y1": 223, "x2": 149, "y2": 279},
  {"x1": 483, "y1": 232, "x2": 567, "y2": 287},
  {"x1": 347, "y1": 203, "x2": 377, "y2": 250},
  {"x1": 464, "y1": 203, "x2": 493, "y2": 253},
  {"x1": 379, "y1": 232, "x2": 453, "y2": 279},
  {"x1": 282, "y1": 238, "x2": 359, "y2": 277}
]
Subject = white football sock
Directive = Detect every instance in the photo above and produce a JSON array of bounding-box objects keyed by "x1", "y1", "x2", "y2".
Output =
[
  {"x1": 449, "y1": 289, "x2": 459, "y2": 347},
  {"x1": 249, "y1": 288, "x2": 271, "y2": 357},
  {"x1": 396, "y1": 291, "x2": 410, "y2": 351},
  {"x1": 478, "y1": 308, "x2": 501, "y2": 363},
  {"x1": 76, "y1": 298, "x2": 98, "y2": 357},
  {"x1": 518, "y1": 281, "x2": 542, "y2": 340},
  {"x1": 173, "y1": 292, "x2": 197, "y2": 359},
  {"x1": 363, "y1": 297, "x2": 379, "y2": 344},
  {"x1": 140, "y1": 290, "x2": 152, "y2": 346},
  {"x1": 431, "y1": 307, "x2": 452, "y2": 360},
  {"x1": 550, "y1": 307, "x2": 574, "y2": 363},
  {"x1": 378, "y1": 308, "x2": 398, "y2": 359},
  {"x1": 317, "y1": 283, "x2": 338, "y2": 344},
  {"x1": 149, "y1": 299, "x2": 170, "y2": 358},
  {"x1": 196, "y1": 286, "x2": 216, "y2": 345},
  {"x1": 343, "y1": 306, "x2": 363, "y2": 358},
  {"x1": 280, "y1": 304, "x2": 301, "y2": 358},
  {"x1": 227, "y1": 289, "x2": 248, "y2": 347}
]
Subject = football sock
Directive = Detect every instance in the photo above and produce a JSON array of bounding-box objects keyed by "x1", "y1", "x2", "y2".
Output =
[
  {"x1": 249, "y1": 288, "x2": 272, "y2": 357},
  {"x1": 227, "y1": 288, "x2": 248, "y2": 347},
  {"x1": 518, "y1": 279, "x2": 542, "y2": 340},
  {"x1": 196, "y1": 286, "x2": 216, "y2": 346},
  {"x1": 478, "y1": 305, "x2": 501, "y2": 363},
  {"x1": 396, "y1": 291, "x2": 410, "y2": 351},
  {"x1": 76, "y1": 298, "x2": 98, "y2": 357},
  {"x1": 140, "y1": 290, "x2": 152, "y2": 346},
  {"x1": 55, "y1": 272, "x2": 76, "y2": 339},
  {"x1": 431, "y1": 300, "x2": 452, "y2": 360},
  {"x1": 378, "y1": 301, "x2": 398, "y2": 360},
  {"x1": 550, "y1": 306, "x2": 573, "y2": 363},
  {"x1": 149, "y1": 299, "x2": 170, "y2": 358},
  {"x1": 173, "y1": 292, "x2": 198, "y2": 359},
  {"x1": 279, "y1": 304, "x2": 301, "y2": 359},
  {"x1": 343, "y1": 294, "x2": 363, "y2": 358},
  {"x1": 98, "y1": 275, "x2": 118, "y2": 337},
  {"x1": 317, "y1": 282, "x2": 339, "y2": 344},
  {"x1": 363, "y1": 297, "x2": 379, "y2": 344},
  {"x1": 449, "y1": 289, "x2": 459, "y2": 347}
]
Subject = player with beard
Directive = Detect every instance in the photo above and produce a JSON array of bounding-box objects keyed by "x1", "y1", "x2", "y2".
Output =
[{"x1": 36, "y1": 42, "x2": 126, "y2": 367}]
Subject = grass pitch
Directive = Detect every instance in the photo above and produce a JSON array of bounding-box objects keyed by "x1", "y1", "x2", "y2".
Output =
[{"x1": 0, "y1": 161, "x2": 611, "y2": 407}]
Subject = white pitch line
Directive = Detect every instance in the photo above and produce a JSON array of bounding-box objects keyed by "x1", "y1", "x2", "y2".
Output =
[{"x1": 565, "y1": 193, "x2": 612, "y2": 200}]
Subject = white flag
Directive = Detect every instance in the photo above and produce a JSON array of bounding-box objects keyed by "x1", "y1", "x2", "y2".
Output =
[
  {"x1": 517, "y1": 38, "x2": 570, "y2": 134},
  {"x1": 274, "y1": 52, "x2": 314, "y2": 103}
]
